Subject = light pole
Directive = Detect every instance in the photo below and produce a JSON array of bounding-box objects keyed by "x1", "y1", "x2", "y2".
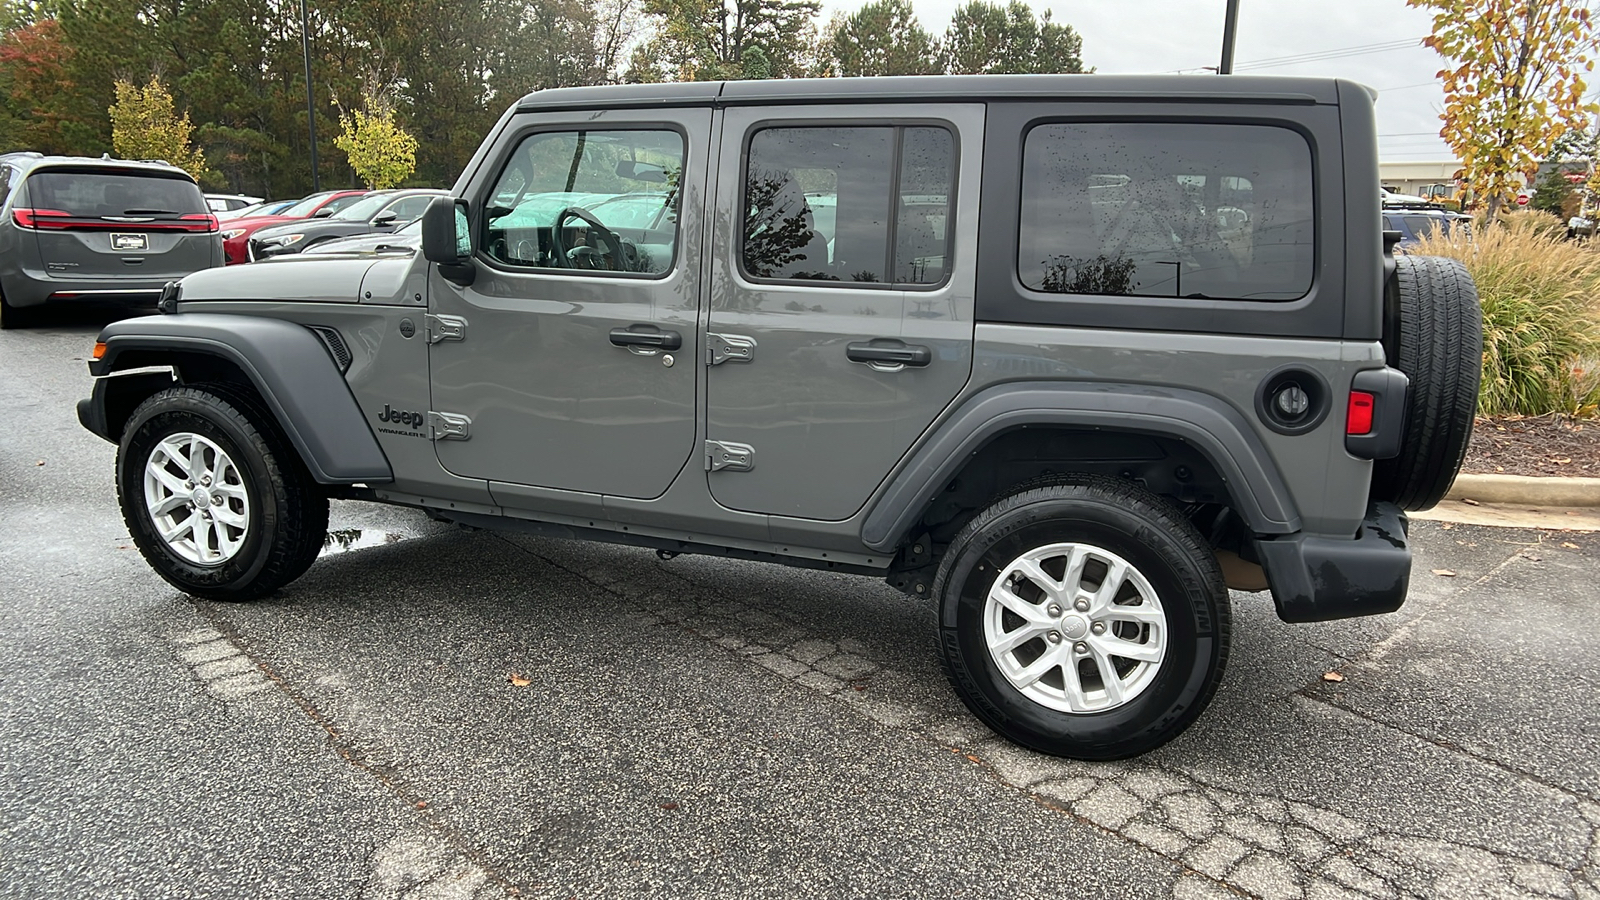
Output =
[
  {"x1": 299, "y1": 0, "x2": 320, "y2": 191},
  {"x1": 1219, "y1": 0, "x2": 1241, "y2": 74}
]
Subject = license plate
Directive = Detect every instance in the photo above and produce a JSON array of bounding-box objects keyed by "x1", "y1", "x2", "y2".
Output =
[{"x1": 110, "y1": 233, "x2": 148, "y2": 251}]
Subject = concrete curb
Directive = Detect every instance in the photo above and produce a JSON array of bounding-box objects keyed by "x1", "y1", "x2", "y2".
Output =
[{"x1": 1449, "y1": 473, "x2": 1600, "y2": 507}]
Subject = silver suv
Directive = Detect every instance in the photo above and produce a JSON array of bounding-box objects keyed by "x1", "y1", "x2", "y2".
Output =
[
  {"x1": 77, "y1": 76, "x2": 1482, "y2": 759},
  {"x1": 0, "y1": 152, "x2": 222, "y2": 327}
]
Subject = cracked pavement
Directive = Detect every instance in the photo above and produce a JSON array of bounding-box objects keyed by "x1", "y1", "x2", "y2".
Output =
[{"x1": 4, "y1": 315, "x2": 1598, "y2": 899}]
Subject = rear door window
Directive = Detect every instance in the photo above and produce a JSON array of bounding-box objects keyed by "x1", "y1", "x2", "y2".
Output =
[
  {"x1": 1017, "y1": 122, "x2": 1315, "y2": 301},
  {"x1": 741, "y1": 125, "x2": 955, "y2": 287}
]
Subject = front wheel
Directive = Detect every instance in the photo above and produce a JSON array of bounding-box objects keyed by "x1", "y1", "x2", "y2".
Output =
[
  {"x1": 933, "y1": 476, "x2": 1230, "y2": 760},
  {"x1": 117, "y1": 384, "x2": 328, "y2": 600}
]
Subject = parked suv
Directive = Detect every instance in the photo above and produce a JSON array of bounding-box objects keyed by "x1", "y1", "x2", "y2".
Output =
[
  {"x1": 1, "y1": 152, "x2": 222, "y2": 327},
  {"x1": 77, "y1": 76, "x2": 1482, "y2": 759}
]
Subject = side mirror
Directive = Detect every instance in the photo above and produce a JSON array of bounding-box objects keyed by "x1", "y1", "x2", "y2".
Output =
[
  {"x1": 311, "y1": 207, "x2": 335, "y2": 218},
  {"x1": 422, "y1": 196, "x2": 475, "y2": 286},
  {"x1": 372, "y1": 211, "x2": 398, "y2": 227}
]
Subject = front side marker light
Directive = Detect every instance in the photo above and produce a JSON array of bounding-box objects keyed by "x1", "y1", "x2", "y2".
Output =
[{"x1": 92, "y1": 342, "x2": 107, "y2": 360}]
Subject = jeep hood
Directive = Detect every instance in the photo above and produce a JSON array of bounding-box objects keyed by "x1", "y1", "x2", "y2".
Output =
[{"x1": 178, "y1": 254, "x2": 420, "y2": 305}]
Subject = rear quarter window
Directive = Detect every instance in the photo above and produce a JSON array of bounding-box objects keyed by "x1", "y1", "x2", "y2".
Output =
[{"x1": 1017, "y1": 122, "x2": 1315, "y2": 302}]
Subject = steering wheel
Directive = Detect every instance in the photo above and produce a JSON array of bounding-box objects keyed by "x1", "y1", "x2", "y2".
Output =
[{"x1": 550, "y1": 207, "x2": 628, "y2": 271}]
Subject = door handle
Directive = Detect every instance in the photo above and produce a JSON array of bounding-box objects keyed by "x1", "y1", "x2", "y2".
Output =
[
  {"x1": 846, "y1": 340, "x2": 932, "y2": 368},
  {"x1": 609, "y1": 326, "x2": 682, "y2": 352}
]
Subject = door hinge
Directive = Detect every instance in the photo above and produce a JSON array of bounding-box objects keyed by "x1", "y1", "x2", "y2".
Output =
[
  {"x1": 706, "y1": 333, "x2": 756, "y2": 366},
  {"x1": 429, "y1": 411, "x2": 472, "y2": 441},
  {"x1": 704, "y1": 440, "x2": 755, "y2": 472},
  {"x1": 426, "y1": 314, "x2": 467, "y2": 344}
]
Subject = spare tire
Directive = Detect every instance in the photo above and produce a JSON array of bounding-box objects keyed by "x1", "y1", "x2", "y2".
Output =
[{"x1": 1371, "y1": 255, "x2": 1482, "y2": 511}]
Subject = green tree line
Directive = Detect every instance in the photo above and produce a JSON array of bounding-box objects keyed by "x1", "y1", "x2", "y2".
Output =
[{"x1": 0, "y1": 0, "x2": 1085, "y2": 197}]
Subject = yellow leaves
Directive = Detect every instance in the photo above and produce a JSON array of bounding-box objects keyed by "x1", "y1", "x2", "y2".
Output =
[
  {"x1": 1416, "y1": 0, "x2": 1595, "y2": 216},
  {"x1": 109, "y1": 75, "x2": 209, "y2": 184},
  {"x1": 334, "y1": 103, "x2": 419, "y2": 190}
]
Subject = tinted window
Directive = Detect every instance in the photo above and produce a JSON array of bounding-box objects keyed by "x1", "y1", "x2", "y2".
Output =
[
  {"x1": 0, "y1": 165, "x2": 13, "y2": 204},
  {"x1": 1018, "y1": 123, "x2": 1315, "y2": 301},
  {"x1": 1402, "y1": 215, "x2": 1453, "y2": 239},
  {"x1": 742, "y1": 125, "x2": 955, "y2": 286},
  {"x1": 331, "y1": 193, "x2": 396, "y2": 221},
  {"x1": 24, "y1": 170, "x2": 206, "y2": 218},
  {"x1": 276, "y1": 192, "x2": 335, "y2": 218},
  {"x1": 483, "y1": 129, "x2": 684, "y2": 275},
  {"x1": 383, "y1": 195, "x2": 435, "y2": 223}
]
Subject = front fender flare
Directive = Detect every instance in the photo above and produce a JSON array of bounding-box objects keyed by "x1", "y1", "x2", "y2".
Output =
[
  {"x1": 861, "y1": 382, "x2": 1302, "y2": 552},
  {"x1": 87, "y1": 313, "x2": 392, "y2": 485}
]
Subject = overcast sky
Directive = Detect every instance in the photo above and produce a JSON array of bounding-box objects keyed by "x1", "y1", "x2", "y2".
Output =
[{"x1": 819, "y1": 0, "x2": 1456, "y2": 161}]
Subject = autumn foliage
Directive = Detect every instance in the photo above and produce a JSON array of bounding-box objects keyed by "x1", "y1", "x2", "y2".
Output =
[
  {"x1": 109, "y1": 76, "x2": 211, "y2": 183},
  {"x1": 0, "y1": 19, "x2": 75, "y2": 154},
  {"x1": 1411, "y1": 0, "x2": 1598, "y2": 218}
]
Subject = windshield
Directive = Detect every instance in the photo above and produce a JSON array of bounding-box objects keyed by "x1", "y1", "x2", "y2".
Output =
[
  {"x1": 330, "y1": 193, "x2": 394, "y2": 221},
  {"x1": 278, "y1": 192, "x2": 338, "y2": 218}
]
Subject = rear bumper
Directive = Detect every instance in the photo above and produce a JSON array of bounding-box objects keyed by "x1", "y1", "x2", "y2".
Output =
[
  {"x1": 2, "y1": 274, "x2": 167, "y2": 308},
  {"x1": 1255, "y1": 501, "x2": 1411, "y2": 623}
]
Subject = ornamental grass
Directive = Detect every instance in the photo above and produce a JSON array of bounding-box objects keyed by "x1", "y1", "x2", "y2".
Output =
[{"x1": 1410, "y1": 210, "x2": 1600, "y2": 418}]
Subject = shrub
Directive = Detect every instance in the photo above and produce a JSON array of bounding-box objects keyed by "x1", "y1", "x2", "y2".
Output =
[{"x1": 1411, "y1": 211, "x2": 1600, "y2": 417}]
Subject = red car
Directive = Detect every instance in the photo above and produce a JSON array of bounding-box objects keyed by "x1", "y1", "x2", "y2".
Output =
[{"x1": 219, "y1": 189, "x2": 368, "y2": 264}]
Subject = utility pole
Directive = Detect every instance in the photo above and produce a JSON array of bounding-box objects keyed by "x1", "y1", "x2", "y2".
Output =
[
  {"x1": 1219, "y1": 0, "x2": 1240, "y2": 74},
  {"x1": 299, "y1": 0, "x2": 320, "y2": 191}
]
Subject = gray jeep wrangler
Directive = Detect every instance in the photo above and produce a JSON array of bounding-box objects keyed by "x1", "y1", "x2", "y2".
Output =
[{"x1": 78, "y1": 75, "x2": 1481, "y2": 759}]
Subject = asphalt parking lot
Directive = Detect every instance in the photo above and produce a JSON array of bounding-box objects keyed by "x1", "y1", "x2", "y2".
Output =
[{"x1": 3, "y1": 312, "x2": 1598, "y2": 900}]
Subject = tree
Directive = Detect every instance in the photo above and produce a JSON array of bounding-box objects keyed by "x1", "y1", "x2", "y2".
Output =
[
  {"x1": 941, "y1": 0, "x2": 1085, "y2": 75},
  {"x1": 0, "y1": 18, "x2": 81, "y2": 153},
  {"x1": 109, "y1": 75, "x2": 210, "y2": 182},
  {"x1": 1411, "y1": 0, "x2": 1598, "y2": 220},
  {"x1": 627, "y1": 0, "x2": 820, "y2": 81},
  {"x1": 334, "y1": 89, "x2": 418, "y2": 189},
  {"x1": 1530, "y1": 165, "x2": 1581, "y2": 218},
  {"x1": 815, "y1": 0, "x2": 940, "y2": 77}
]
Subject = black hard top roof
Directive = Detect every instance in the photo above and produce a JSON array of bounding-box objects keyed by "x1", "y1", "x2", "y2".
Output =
[{"x1": 516, "y1": 74, "x2": 1347, "y2": 113}]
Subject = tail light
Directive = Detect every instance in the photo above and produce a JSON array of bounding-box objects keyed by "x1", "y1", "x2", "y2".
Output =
[
  {"x1": 177, "y1": 212, "x2": 219, "y2": 232},
  {"x1": 1347, "y1": 391, "x2": 1375, "y2": 436},
  {"x1": 12, "y1": 208, "x2": 72, "y2": 228}
]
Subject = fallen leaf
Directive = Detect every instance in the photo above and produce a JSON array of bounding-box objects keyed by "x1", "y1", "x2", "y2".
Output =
[
  {"x1": 1562, "y1": 542, "x2": 1580, "y2": 549},
  {"x1": 1432, "y1": 569, "x2": 1458, "y2": 577},
  {"x1": 414, "y1": 801, "x2": 427, "y2": 809},
  {"x1": 1440, "y1": 523, "x2": 1454, "y2": 530},
  {"x1": 965, "y1": 754, "x2": 981, "y2": 763},
  {"x1": 1322, "y1": 671, "x2": 1345, "y2": 683},
  {"x1": 35, "y1": 460, "x2": 44, "y2": 466},
  {"x1": 1462, "y1": 498, "x2": 1481, "y2": 506},
  {"x1": 508, "y1": 673, "x2": 531, "y2": 687},
  {"x1": 1554, "y1": 458, "x2": 1572, "y2": 464},
  {"x1": 1522, "y1": 553, "x2": 1542, "y2": 562},
  {"x1": 659, "y1": 802, "x2": 679, "y2": 811},
  {"x1": 1568, "y1": 511, "x2": 1580, "y2": 516}
]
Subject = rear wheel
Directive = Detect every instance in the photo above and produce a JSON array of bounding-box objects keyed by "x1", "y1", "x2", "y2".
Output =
[
  {"x1": 117, "y1": 384, "x2": 327, "y2": 600},
  {"x1": 0, "y1": 291, "x2": 34, "y2": 329},
  {"x1": 934, "y1": 476, "x2": 1230, "y2": 760}
]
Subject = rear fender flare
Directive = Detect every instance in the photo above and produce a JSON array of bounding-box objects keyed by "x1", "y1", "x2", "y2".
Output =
[
  {"x1": 861, "y1": 382, "x2": 1302, "y2": 552},
  {"x1": 88, "y1": 313, "x2": 392, "y2": 484}
]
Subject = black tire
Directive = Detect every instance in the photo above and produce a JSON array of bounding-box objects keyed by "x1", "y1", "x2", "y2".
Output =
[
  {"x1": 0, "y1": 291, "x2": 34, "y2": 329},
  {"x1": 1372, "y1": 255, "x2": 1482, "y2": 511},
  {"x1": 117, "y1": 383, "x2": 328, "y2": 601},
  {"x1": 933, "y1": 476, "x2": 1230, "y2": 760}
]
